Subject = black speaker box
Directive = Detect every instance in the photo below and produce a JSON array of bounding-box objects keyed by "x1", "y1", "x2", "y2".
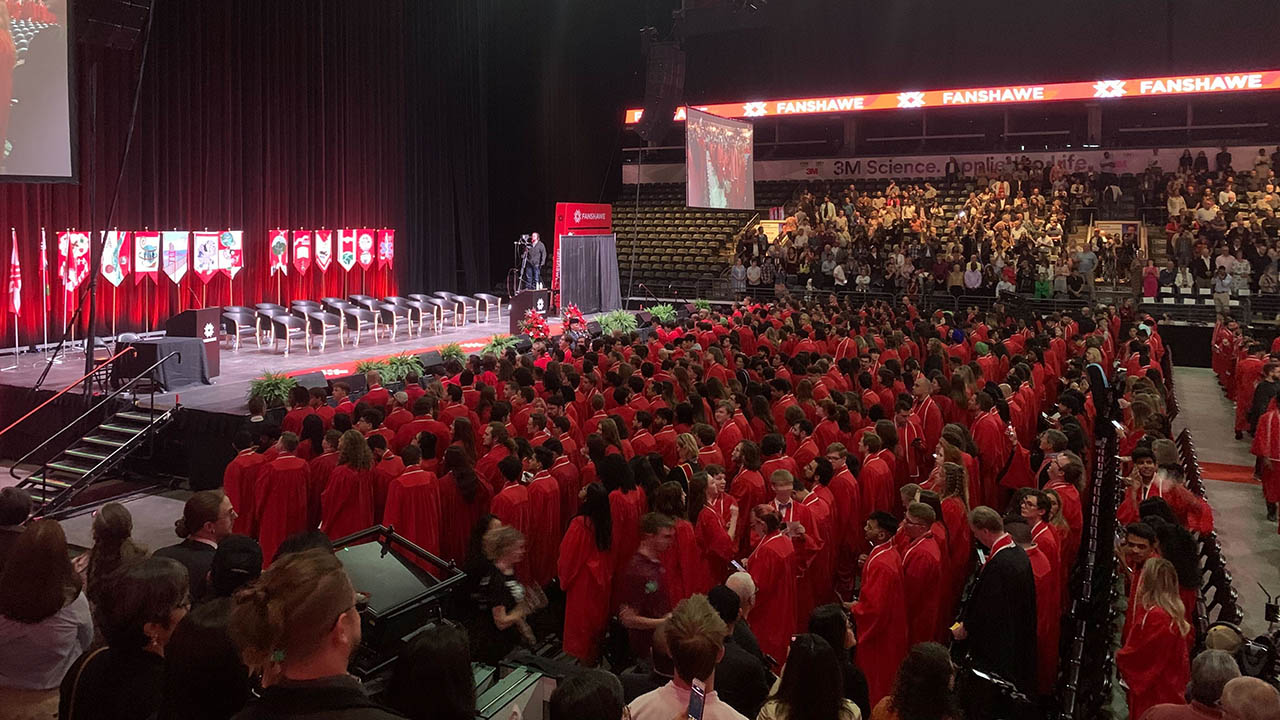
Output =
[
  {"x1": 515, "y1": 335, "x2": 533, "y2": 353},
  {"x1": 636, "y1": 311, "x2": 654, "y2": 327},
  {"x1": 634, "y1": 41, "x2": 685, "y2": 143},
  {"x1": 295, "y1": 372, "x2": 328, "y2": 391},
  {"x1": 586, "y1": 321, "x2": 602, "y2": 337},
  {"x1": 417, "y1": 350, "x2": 444, "y2": 372},
  {"x1": 336, "y1": 373, "x2": 367, "y2": 394}
]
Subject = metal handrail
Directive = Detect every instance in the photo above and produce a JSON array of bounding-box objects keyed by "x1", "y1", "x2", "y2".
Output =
[
  {"x1": 0, "y1": 345, "x2": 136, "y2": 441},
  {"x1": 8, "y1": 349, "x2": 181, "y2": 480}
]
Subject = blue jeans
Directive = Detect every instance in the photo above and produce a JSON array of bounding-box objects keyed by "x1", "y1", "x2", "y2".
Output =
[{"x1": 523, "y1": 264, "x2": 541, "y2": 290}]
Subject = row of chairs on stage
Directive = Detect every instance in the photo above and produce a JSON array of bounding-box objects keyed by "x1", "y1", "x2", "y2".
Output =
[{"x1": 221, "y1": 292, "x2": 503, "y2": 354}]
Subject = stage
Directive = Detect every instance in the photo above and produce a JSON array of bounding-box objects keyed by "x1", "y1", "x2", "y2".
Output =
[{"x1": 0, "y1": 311, "x2": 569, "y2": 489}]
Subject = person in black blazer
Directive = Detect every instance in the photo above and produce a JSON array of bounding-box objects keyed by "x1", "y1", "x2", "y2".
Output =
[
  {"x1": 707, "y1": 585, "x2": 773, "y2": 719},
  {"x1": 951, "y1": 506, "x2": 1038, "y2": 697},
  {"x1": 153, "y1": 490, "x2": 235, "y2": 600}
]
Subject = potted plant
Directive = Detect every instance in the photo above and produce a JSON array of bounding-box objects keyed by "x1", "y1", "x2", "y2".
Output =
[
  {"x1": 481, "y1": 334, "x2": 520, "y2": 356},
  {"x1": 439, "y1": 343, "x2": 466, "y2": 364},
  {"x1": 599, "y1": 309, "x2": 638, "y2": 335},
  {"x1": 248, "y1": 371, "x2": 297, "y2": 409},
  {"x1": 646, "y1": 303, "x2": 676, "y2": 324},
  {"x1": 384, "y1": 353, "x2": 425, "y2": 383}
]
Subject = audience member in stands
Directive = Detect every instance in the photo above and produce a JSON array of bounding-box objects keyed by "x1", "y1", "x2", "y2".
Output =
[
  {"x1": 0, "y1": 520, "x2": 93, "y2": 713},
  {"x1": 808, "y1": 603, "x2": 870, "y2": 719},
  {"x1": 206, "y1": 534, "x2": 263, "y2": 599},
  {"x1": 550, "y1": 669, "x2": 626, "y2": 720},
  {"x1": 1141, "y1": 648, "x2": 1238, "y2": 720},
  {"x1": 60, "y1": 556, "x2": 190, "y2": 720},
  {"x1": 74, "y1": 501, "x2": 147, "y2": 610},
  {"x1": 1220, "y1": 676, "x2": 1280, "y2": 720},
  {"x1": 387, "y1": 623, "x2": 476, "y2": 720},
  {"x1": 628, "y1": 595, "x2": 746, "y2": 720},
  {"x1": 705, "y1": 584, "x2": 771, "y2": 719},
  {"x1": 230, "y1": 549, "x2": 400, "y2": 719},
  {"x1": 758, "y1": 634, "x2": 858, "y2": 720},
  {"x1": 156, "y1": 599, "x2": 251, "y2": 720},
  {"x1": 0, "y1": 486, "x2": 31, "y2": 573},
  {"x1": 1117, "y1": 557, "x2": 1192, "y2": 720},
  {"x1": 155, "y1": 490, "x2": 234, "y2": 600},
  {"x1": 870, "y1": 642, "x2": 959, "y2": 720}
]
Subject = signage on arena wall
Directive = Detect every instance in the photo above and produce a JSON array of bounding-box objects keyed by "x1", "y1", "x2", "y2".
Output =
[
  {"x1": 622, "y1": 144, "x2": 1267, "y2": 184},
  {"x1": 624, "y1": 69, "x2": 1280, "y2": 123},
  {"x1": 552, "y1": 202, "x2": 612, "y2": 295}
]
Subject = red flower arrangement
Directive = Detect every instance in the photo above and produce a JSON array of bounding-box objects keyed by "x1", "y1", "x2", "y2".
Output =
[
  {"x1": 563, "y1": 303, "x2": 586, "y2": 329},
  {"x1": 520, "y1": 308, "x2": 550, "y2": 340}
]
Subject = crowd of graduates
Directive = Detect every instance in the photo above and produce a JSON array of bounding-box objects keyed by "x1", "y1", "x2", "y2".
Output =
[
  {"x1": 216, "y1": 292, "x2": 1222, "y2": 719},
  {"x1": 1215, "y1": 314, "x2": 1280, "y2": 526}
]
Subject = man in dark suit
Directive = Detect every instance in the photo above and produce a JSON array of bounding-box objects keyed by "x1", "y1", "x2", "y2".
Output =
[
  {"x1": 154, "y1": 489, "x2": 235, "y2": 600},
  {"x1": 0, "y1": 487, "x2": 32, "y2": 574},
  {"x1": 725, "y1": 571, "x2": 768, "y2": 665},
  {"x1": 707, "y1": 584, "x2": 773, "y2": 719},
  {"x1": 952, "y1": 506, "x2": 1037, "y2": 698}
]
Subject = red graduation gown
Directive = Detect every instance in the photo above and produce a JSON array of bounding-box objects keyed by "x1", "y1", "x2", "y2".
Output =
[
  {"x1": 255, "y1": 454, "x2": 311, "y2": 565},
  {"x1": 1026, "y1": 544, "x2": 1061, "y2": 695},
  {"x1": 608, "y1": 488, "x2": 645, "y2": 605},
  {"x1": 747, "y1": 531, "x2": 798, "y2": 672},
  {"x1": 852, "y1": 541, "x2": 909, "y2": 707},
  {"x1": 307, "y1": 451, "x2": 340, "y2": 530},
  {"x1": 372, "y1": 454, "x2": 405, "y2": 523},
  {"x1": 320, "y1": 465, "x2": 375, "y2": 542},
  {"x1": 693, "y1": 505, "x2": 736, "y2": 592},
  {"x1": 527, "y1": 471, "x2": 561, "y2": 587},
  {"x1": 801, "y1": 492, "x2": 836, "y2": 610},
  {"x1": 1116, "y1": 605, "x2": 1190, "y2": 720},
  {"x1": 1251, "y1": 402, "x2": 1280, "y2": 504},
  {"x1": 901, "y1": 533, "x2": 943, "y2": 647},
  {"x1": 436, "y1": 472, "x2": 493, "y2": 565},
  {"x1": 970, "y1": 410, "x2": 1009, "y2": 510},
  {"x1": 558, "y1": 516, "x2": 613, "y2": 663},
  {"x1": 550, "y1": 458, "x2": 582, "y2": 533},
  {"x1": 1045, "y1": 480, "x2": 1083, "y2": 570},
  {"x1": 859, "y1": 452, "x2": 896, "y2": 515},
  {"x1": 660, "y1": 518, "x2": 702, "y2": 606},
  {"x1": 223, "y1": 449, "x2": 265, "y2": 536},
  {"x1": 382, "y1": 468, "x2": 441, "y2": 571}
]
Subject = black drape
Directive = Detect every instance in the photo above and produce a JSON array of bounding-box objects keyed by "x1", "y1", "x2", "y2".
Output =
[{"x1": 402, "y1": 0, "x2": 492, "y2": 294}]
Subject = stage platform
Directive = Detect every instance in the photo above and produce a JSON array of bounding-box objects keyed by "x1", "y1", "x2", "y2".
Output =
[{"x1": 0, "y1": 313, "x2": 568, "y2": 489}]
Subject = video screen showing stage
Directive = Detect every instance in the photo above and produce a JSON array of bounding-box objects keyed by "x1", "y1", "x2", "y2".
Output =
[
  {"x1": 1, "y1": 0, "x2": 73, "y2": 179},
  {"x1": 685, "y1": 107, "x2": 754, "y2": 210}
]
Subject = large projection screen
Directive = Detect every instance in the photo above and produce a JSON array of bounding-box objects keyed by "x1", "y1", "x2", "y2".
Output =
[
  {"x1": 685, "y1": 108, "x2": 753, "y2": 210},
  {"x1": 1, "y1": 0, "x2": 74, "y2": 181}
]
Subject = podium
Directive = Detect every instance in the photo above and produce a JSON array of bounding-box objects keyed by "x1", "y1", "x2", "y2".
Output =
[
  {"x1": 509, "y1": 290, "x2": 550, "y2": 335},
  {"x1": 164, "y1": 308, "x2": 221, "y2": 378}
]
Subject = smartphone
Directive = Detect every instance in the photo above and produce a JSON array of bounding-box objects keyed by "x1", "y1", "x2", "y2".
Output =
[
  {"x1": 686, "y1": 679, "x2": 706, "y2": 720},
  {"x1": 729, "y1": 559, "x2": 747, "y2": 574}
]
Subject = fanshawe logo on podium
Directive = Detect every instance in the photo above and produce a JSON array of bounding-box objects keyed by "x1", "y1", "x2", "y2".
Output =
[
  {"x1": 204, "y1": 322, "x2": 215, "y2": 339},
  {"x1": 535, "y1": 296, "x2": 546, "y2": 313}
]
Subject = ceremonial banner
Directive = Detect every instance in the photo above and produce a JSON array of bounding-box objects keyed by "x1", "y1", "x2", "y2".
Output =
[
  {"x1": 8, "y1": 230, "x2": 20, "y2": 316},
  {"x1": 218, "y1": 230, "x2": 243, "y2": 279},
  {"x1": 314, "y1": 230, "x2": 333, "y2": 273},
  {"x1": 337, "y1": 229, "x2": 357, "y2": 271},
  {"x1": 134, "y1": 231, "x2": 160, "y2": 284},
  {"x1": 376, "y1": 229, "x2": 394, "y2": 270},
  {"x1": 192, "y1": 231, "x2": 220, "y2": 283},
  {"x1": 269, "y1": 230, "x2": 289, "y2": 276},
  {"x1": 161, "y1": 231, "x2": 189, "y2": 284},
  {"x1": 101, "y1": 230, "x2": 131, "y2": 287},
  {"x1": 292, "y1": 231, "x2": 312, "y2": 275},
  {"x1": 57, "y1": 231, "x2": 90, "y2": 293},
  {"x1": 356, "y1": 229, "x2": 375, "y2": 270}
]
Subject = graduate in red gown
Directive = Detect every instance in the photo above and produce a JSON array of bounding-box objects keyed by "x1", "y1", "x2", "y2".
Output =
[
  {"x1": 557, "y1": 483, "x2": 614, "y2": 665},
  {"x1": 602, "y1": 454, "x2": 644, "y2": 600},
  {"x1": 490, "y1": 456, "x2": 533, "y2": 580},
  {"x1": 475, "y1": 422, "x2": 516, "y2": 494},
  {"x1": 436, "y1": 445, "x2": 493, "y2": 565},
  {"x1": 1044, "y1": 452, "x2": 1084, "y2": 571},
  {"x1": 369, "y1": 435, "x2": 404, "y2": 523},
  {"x1": 526, "y1": 445, "x2": 562, "y2": 587},
  {"x1": 1250, "y1": 397, "x2": 1280, "y2": 521},
  {"x1": 970, "y1": 393, "x2": 1011, "y2": 510},
  {"x1": 1117, "y1": 446, "x2": 1214, "y2": 534},
  {"x1": 1007, "y1": 518, "x2": 1061, "y2": 697},
  {"x1": 320, "y1": 430, "x2": 377, "y2": 542},
  {"x1": 798, "y1": 460, "x2": 836, "y2": 610},
  {"x1": 688, "y1": 470, "x2": 737, "y2": 591},
  {"x1": 223, "y1": 431, "x2": 265, "y2": 536},
  {"x1": 852, "y1": 511, "x2": 909, "y2": 706},
  {"x1": 1116, "y1": 558, "x2": 1192, "y2": 720},
  {"x1": 745, "y1": 504, "x2": 798, "y2": 672},
  {"x1": 1233, "y1": 344, "x2": 1266, "y2": 438},
  {"x1": 900, "y1": 502, "x2": 943, "y2": 647},
  {"x1": 654, "y1": 481, "x2": 702, "y2": 605},
  {"x1": 857, "y1": 434, "x2": 896, "y2": 515},
  {"x1": 306, "y1": 430, "x2": 342, "y2": 530},
  {"x1": 382, "y1": 445, "x2": 441, "y2": 569},
  {"x1": 937, "y1": 463, "x2": 973, "y2": 623},
  {"x1": 254, "y1": 432, "x2": 312, "y2": 565}
]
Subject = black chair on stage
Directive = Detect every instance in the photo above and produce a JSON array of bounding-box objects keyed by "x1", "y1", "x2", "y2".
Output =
[
  {"x1": 348, "y1": 295, "x2": 380, "y2": 313},
  {"x1": 378, "y1": 302, "x2": 415, "y2": 341},
  {"x1": 420, "y1": 296, "x2": 457, "y2": 332},
  {"x1": 384, "y1": 296, "x2": 429, "y2": 334},
  {"x1": 435, "y1": 291, "x2": 478, "y2": 325},
  {"x1": 269, "y1": 313, "x2": 308, "y2": 356},
  {"x1": 290, "y1": 300, "x2": 323, "y2": 315},
  {"x1": 473, "y1": 292, "x2": 502, "y2": 322},
  {"x1": 340, "y1": 304, "x2": 381, "y2": 347},
  {"x1": 304, "y1": 310, "x2": 345, "y2": 352},
  {"x1": 254, "y1": 303, "x2": 289, "y2": 344},
  {"x1": 221, "y1": 308, "x2": 259, "y2": 350}
]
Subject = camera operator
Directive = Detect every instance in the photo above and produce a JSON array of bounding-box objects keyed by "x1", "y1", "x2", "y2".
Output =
[{"x1": 523, "y1": 232, "x2": 546, "y2": 290}]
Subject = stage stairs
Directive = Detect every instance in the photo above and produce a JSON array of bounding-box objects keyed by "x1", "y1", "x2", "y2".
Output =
[{"x1": 13, "y1": 401, "x2": 176, "y2": 518}]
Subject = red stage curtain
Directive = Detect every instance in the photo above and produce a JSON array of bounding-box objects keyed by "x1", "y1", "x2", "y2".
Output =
[{"x1": 1, "y1": 0, "x2": 405, "y2": 344}]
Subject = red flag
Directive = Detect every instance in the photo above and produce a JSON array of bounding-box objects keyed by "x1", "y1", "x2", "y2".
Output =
[
  {"x1": 356, "y1": 229, "x2": 376, "y2": 270},
  {"x1": 377, "y1": 229, "x2": 394, "y2": 270},
  {"x1": 292, "y1": 231, "x2": 312, "y2": 275},
  {"x1": 269, "y1": 230, "x2": 289, "y2": 276},
  {"x1": 134, "y1": 231, "x2": 160, "y2": 284},
  {"x1": 57, "y1": 231, "x2": 90, "y2": 294},
  {"x1": 314, "y1": 230, "x2": 333, "y2": 273},
  {"x1": 8, "y1": 230, "x2": 20, "y2": 316}
]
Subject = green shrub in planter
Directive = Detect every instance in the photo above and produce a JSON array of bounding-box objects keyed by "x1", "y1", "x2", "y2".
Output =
[
  {"x1": 599, "y1": 310, "x2": 638, "y2": 335},
  {"x1": 248, "y1": 371, "x2": 297, "y2": 409},
  {"x1": 646, "y1": 303, "x2": 676, "y2": 324}
]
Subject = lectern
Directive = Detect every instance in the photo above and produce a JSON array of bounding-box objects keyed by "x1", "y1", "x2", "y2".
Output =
[
  {"x1": 508, "y1": 290, "x2": 551, "y2": 335},
  {"x1": 164, "y1": 308, "x2": 222, "y2": 377}
]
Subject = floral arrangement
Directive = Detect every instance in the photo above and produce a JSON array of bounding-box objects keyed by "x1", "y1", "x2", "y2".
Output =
[
  {"x1": 562, "y1": 303, "x2": 586, "y2": 329},
  {"x1": 519, "y1": 309, "x2": 551, "y2": 340}
]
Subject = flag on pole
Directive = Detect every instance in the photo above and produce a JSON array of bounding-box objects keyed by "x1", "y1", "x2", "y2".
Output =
[
  {"x1": 218, "y1": 230, "x2": 243, "y2": 279},
  {"x1": 101, "y1": 230, "x2": 131, "y2": 287},
  {"x1": 133, "y1": 231, "x2": 160, "y2": 284},
  {"x1": 314, "y1": 230, "x2": 333, "y2": 273},
  {"x1": 192, "y1": 231, "x2": 220, "y2": 283},
  {"x1": 292, "y1": 231, "x2": 312, "y2": 275},
  {"x1": 269, "y1": 230, "x2": 289, "y2": 276},
  {"x1": 356, "y1": 229, "x2": 375, "y2": 270},
  {"x1": 40, "y1": 229, "x2": 49, "y2": 297},
  {"x1": 376, "y1": 229, "x2": 394, "y2": 270},
  {"x1": 57, "y1": 231, "x2": 90, "y2": 294},
  {"x1": 161, "y1": 231, "x2": 189, "y2": 284},
  {"x1": 337, "y1": 229, "x2": 357, "y2": 272},
  {"x1": 8, "y1": 230, "x2": 20, "y2": 316}
]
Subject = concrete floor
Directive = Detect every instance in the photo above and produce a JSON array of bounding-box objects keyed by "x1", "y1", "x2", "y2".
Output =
[{"x1": 1172, "y1": 366, "x2": 1280, "y2": 637}]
